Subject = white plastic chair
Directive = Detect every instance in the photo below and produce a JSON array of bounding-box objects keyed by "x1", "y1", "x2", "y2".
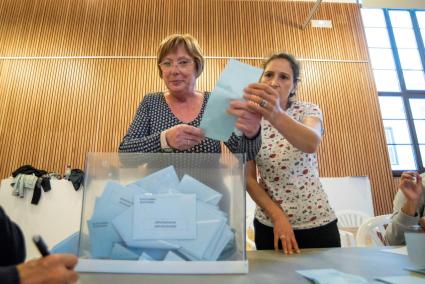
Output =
[
  {"x1": 356, "y1": 214, "x2": 392, "y2": 247},
  {"x1": 246, "y1": 204, "x2": 256, "y2": 251},
  {"x1": 336, "y1": 210, "x2": 370, "y2": 228},
  {"x1": 336, "y1": 210, "x2": 370, "y2": 247}
]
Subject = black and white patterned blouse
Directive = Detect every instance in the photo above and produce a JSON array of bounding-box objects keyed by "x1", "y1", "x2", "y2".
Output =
[{"x1": 118, "y1": 92, "x2": 260, "y2": 161}]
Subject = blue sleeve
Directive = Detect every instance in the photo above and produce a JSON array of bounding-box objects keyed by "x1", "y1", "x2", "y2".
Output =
[{"x1": 118, "y1": 95, "x2": 162, "y2": 153}]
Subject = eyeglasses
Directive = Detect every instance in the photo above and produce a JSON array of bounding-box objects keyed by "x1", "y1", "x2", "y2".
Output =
[{"x1": 159, "y1": 59, "x2": 194, "y2": 71}]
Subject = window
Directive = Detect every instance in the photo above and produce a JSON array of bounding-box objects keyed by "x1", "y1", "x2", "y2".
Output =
[{"x1": 362, "y1": 8, "x2": 425, "y2": 174}]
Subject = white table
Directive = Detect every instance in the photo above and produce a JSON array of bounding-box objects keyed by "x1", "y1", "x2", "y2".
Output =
[
  {"x1": 78, "y1": 248, "x2": 425, "y2": 283},
  {"x1": 0, "y1": 178, "x2": 83, "y2": 259}
]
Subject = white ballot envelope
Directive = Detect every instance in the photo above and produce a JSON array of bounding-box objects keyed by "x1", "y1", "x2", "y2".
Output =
[{"x1": 133, "y1": 193, "x2": 197, "y2": 240}]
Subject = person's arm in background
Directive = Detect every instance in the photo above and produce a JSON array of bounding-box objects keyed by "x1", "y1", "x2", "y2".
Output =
[
  {"x1": 246, "y1": 161, "x2": 300, "y2": 255},
  {"x1": 0, "y1": 207, "x2": 25, "y2": 266},
  {"x1": 0, "y1": 206, "x2": 25, "y2": 284},
  {"x1": 385, "y1": 172, "x2": 423, "y2": 245},
  {"x1": 16, "y1": 254, "x2": 79, "y2": 284},
  {"x1": 0, "y1": 253, "x2": 79, "y2": 284},
  {"x1": 118, "y1": 94, "x2": 163, "y2": 153}
]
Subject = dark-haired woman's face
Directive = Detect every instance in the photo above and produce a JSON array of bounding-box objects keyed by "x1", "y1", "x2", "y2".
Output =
[{"x1": 260, "y1": 58, "x2": 296, "y2": 109}]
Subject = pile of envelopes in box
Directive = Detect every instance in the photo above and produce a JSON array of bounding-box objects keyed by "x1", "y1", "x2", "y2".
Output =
[{"x1": 87, "y1": 166, "x2": 235, "y2": 261}]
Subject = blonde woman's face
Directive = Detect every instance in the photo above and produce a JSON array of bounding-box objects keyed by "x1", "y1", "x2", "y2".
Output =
[
  {"x1": 160, "y1": 45, "x2": 197, "y2": 96},
  {"x1": 260, "y1": 58, "x2": 296, "y2": 108}
]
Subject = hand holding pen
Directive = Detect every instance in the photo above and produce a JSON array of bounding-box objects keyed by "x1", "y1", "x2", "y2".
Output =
[
  {"x1": 15, "y1": 235, "x2": 79, "y2": 284},
  {"x1": 32, "y1": 235, "x2": 50, "y2": 256}
]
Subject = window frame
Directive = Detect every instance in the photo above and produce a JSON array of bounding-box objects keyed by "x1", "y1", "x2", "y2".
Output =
[{"x1": 367, "y1": 9, "x2": 425, "y2": 176}]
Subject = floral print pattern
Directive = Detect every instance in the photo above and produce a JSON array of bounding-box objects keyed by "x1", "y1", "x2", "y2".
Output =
[{"x1": 255, "y1": 101, "x2": 336, "y2": 230}]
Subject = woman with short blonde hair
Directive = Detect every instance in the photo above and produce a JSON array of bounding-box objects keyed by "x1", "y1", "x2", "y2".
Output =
[
  {"x1": 157, "y1": 34, "x2": 204, "y2": 78},
  {"x1": 119, "y1": 34, "x2": 261, "y2": 160}
]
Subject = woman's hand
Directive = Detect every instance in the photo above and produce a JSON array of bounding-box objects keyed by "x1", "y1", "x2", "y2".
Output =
[
  {"x1": 165, "y1": 124, "x2": 204, "y2": 150},
  {"x1": 227, "y1": 100, "x2": 261, "y2": 139},
  {"x1": 17, "y1": 254, "x2": 79, "y2": 284},
  {"x1": 243, "y1": 83, "x2": 285, "y2": 124},
  {"x1": 400, "y1": 172, "x2": 423, "y2": 217},
  {"x1": 272, "y1": 212, "x2": 300, "y2": 255},
  {"x1": 400, "y1": 172, "x2": 423, "y2": 203}
]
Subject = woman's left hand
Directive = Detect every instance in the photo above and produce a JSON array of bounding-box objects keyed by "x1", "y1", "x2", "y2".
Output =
[
  {"x1": 227, "y1": 100, "x2": 261, "y2": 138},
  {"x1": 243, "y1": 83, "x2": 285, "y2": 124}
]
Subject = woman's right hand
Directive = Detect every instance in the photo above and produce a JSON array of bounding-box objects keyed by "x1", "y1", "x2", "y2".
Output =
[
  {"x1": 165, "y1": 124, "x2": 204, "y2": 150},
  {"x1": 243, "y1": 83, "x2": 285, "y2": 125},
  {"x1": 272, "y1": 212, "x2": 300, "y2": 255},
  {"x1": 400, "y1": 172, "x2": 423, "y2": 203}
]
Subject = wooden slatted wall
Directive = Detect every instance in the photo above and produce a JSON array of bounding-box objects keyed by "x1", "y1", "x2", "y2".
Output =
[{"x1": 0, "y1": 0, "x2": 396, "y2": 214}]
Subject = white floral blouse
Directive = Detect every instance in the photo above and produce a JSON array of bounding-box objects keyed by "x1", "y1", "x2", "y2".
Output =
[{"x1": 255, "y1": 101, "x2": 336, "y2": 230}]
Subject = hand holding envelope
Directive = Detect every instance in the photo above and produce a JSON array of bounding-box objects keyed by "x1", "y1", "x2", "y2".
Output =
[
  {"x1": 227, "y1": 99, "x2": 262, "y2": 139},
  {"x1": 200, "y1": 59, "x2": 263, "y2": 141}
]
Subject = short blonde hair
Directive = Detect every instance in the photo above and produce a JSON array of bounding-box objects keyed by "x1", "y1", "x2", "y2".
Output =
[{"x1": 157, "y1": 34, "x2": 204, "y2": 78}]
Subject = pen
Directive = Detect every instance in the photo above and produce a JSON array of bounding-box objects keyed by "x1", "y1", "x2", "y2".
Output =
[{"x1": 32, "y1": 235, "x2": 50, "y2": 257}]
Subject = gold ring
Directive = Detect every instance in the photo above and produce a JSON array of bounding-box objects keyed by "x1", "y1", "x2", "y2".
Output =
[{"x1": 280, "y1": 235, "x2": 286, "y2": 239}]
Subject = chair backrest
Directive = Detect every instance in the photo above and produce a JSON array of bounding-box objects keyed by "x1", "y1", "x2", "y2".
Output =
[
  {"x1": 336, "y1": 210, "x2": 371, "y2": 228},
  {"x1": 321, "y1": 176, "x2": 374, "y2": 217},
  {"x1": 356, "y1": 214, "x2": 392, "y2": 247},
  {"x1": 246, "y1": 224, "x2": 256, "y2": 251}
]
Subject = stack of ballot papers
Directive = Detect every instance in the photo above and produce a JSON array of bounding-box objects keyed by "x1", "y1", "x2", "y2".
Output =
[{"x1": 86, "y1": 165, "x2": 235, "y2": 261}]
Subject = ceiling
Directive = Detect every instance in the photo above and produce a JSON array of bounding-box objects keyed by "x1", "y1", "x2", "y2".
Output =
[
  {"x1": 291, "y1": 0, "x2": 425, "y2": 8},
  {"x1": 361, "y1": 0, "x2": 425, "y2": 9}
]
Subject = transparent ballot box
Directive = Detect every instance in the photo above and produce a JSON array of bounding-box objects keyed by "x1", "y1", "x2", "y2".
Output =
[{"x1": 76, "y1": 152, "x2": 248, "y2": 274}]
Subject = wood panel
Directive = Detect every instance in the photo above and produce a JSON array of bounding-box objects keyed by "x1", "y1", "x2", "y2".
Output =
[
  {"x1": 0, "y1": 0, "x2": 396, "y2": 214},
  {"x1": 0, "y1": 0, "x2": 368, "y2": 60}
]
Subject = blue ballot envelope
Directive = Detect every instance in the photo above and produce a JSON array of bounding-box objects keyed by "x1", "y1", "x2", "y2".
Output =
[
  {"x1": 51, "y1": 232, "x2": 80, "y2": 255},
  {"x1": 297, "y1": 269, "x2": 368, "y2": 284},
  {"x1": 174, "y1": 201, "x2": 229, "y2": 260},
  {"x1": 87, "y1": 219, "x2": 123, "y2": 258},
  {"x1": 110, "y1": 243, "x2": 140, "y2": 260},
  {"x1": 177, "y1": 175, "x2": 222, "y2": 206},
  {"x1": 127, "y1": 165, "x2": 180, "y2": 194},
  {"x1": 200, "y1": 59, "x2": 263, "y2": 141},
  {"x1": 91, "y1": 181, "x2": 134, "y2": 220}
]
